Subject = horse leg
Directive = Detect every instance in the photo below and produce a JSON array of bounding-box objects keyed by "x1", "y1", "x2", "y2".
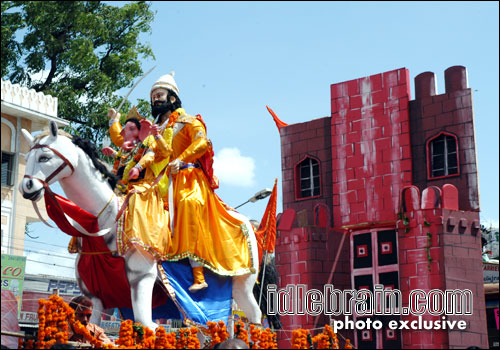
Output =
[
  {"x1": 76, "y1": 277, "x2": 105, "y2": 326},
  {"x1": 232, "y1": 273, "x2": 262, "y2": 325},
  {"x1": 89, "y1": 298, "x2": 105, "y2": 325},
  {"x1": 124, "y1": 246, "x2": 159, "y2": 331}
]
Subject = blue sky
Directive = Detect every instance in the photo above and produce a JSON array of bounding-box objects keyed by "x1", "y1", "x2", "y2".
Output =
[{"x1": 23, "y1": 1, "x2": 499, "y2": 277}]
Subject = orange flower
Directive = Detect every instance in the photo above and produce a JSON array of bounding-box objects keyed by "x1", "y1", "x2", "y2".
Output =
[
  {"x1": 291, "y1": 329, "x2": 310, "y2": 349},
  {"x1": 249, "y1": 324, "x2": 262, "y2": 349},
  {"x1": 234, "y1": 321, "x2": 250, "y2": 347},
  {"x1": 154, "y1": 326, "x2": 169, "y2": 349},
  {"x1": 187, "y1": 327, "x2": 200, "y2": 349},
  {"x1": 260, "y1": 328, "x2": 277, "y2": 349}
]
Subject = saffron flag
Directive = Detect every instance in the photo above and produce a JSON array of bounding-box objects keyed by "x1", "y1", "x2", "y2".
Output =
[
  {"x1": 255, "y1": 178, "x2": 278, "y2": 264},
  {"x1": 266, "y1": 106, "x2": 288, "y2": 131}
]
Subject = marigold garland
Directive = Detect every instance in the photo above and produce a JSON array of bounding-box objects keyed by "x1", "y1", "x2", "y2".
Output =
[
  {"x1": 291, "y1": 325, "x2": 354, "y2": 350},
  {"x1": 115, "y1": 319, "x2": 134, "y2": 348},
  {"x1": 24, "y1": 297, "x2": 284, "y2": 350},
  {"x1": 258, "y1": 327, "x2": 277, "y2": 349},
  {"x1": 35, "y1": 294, "x2": 75, "y2": 349},
  {"x1": 235, "y1": 321, "x2": 250, "y2": 347},
  {"x1": 187, "y1": 327, "x2": 201, "y2": 349},
  {"x1": 72, "y1": 319, "x2": 103, "y2": 348},
  {"x1": 206, "y1": 320, "x2": 229, "y2": 347},
  {"x1": 176, "y1": 327, "x2": 190, "y2": 349},
  {"x1": 292, "y1": 329, "x2": 310, "y2": 349},
  {"x1": 154, "y1": 326, "x2": 168, "y2": 349}
]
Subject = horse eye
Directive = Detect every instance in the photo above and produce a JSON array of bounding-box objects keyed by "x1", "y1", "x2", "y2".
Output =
[{"x1": 38, "y1": 156, "x2": 51, "y2": 163}]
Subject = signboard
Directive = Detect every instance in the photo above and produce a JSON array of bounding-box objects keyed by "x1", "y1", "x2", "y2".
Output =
[
  {"x1": 19, "y1": 311, "x2": 39, "y2": 324},
  {"x1": 1, "y1": 254, "x2": 27, "y2": 317},
  {"x1": 483, "y1": 262, "x2": 499, "y2": 284},
  {"x1": 23, "y1": 274, "x2": 82, "y2": 296}
]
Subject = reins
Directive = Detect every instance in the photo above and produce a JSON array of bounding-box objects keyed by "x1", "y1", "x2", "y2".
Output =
[
  {"x1": 25, "y1": 143, "x2": 114, "y2": 231},
  {"x1": 24, "y1": 143, "x2": 76, "y2": 229}
]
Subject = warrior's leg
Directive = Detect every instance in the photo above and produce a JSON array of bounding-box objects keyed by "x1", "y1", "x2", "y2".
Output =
[{"x1": 188, "y1": 259, "x2": 208, "y2": 292}]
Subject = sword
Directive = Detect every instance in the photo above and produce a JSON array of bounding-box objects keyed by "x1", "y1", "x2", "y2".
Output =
[{"x1": 116, "y1": 65, "x2": 157, "y2": 113}]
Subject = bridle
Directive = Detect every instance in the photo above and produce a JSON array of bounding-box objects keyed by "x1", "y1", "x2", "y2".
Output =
[
  {"x1": 23, "y1": 143, "x2": 75, "y2": 228},
  {"x1": 23, "y1": 142, "x2": 113, "y2": 229},
  {"x1": 24, "y1": 143, "x2": 75, "y2": 186}
]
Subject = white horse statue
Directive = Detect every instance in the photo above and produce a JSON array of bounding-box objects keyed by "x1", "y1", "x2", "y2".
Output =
[{"x1": 19, "y1": 121, "x2": 262, "y2": 331}]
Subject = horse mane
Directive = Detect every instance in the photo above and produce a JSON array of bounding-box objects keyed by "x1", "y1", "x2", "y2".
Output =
[
  {"x1": 34, "y1": 129, "x2": 118, "y2": 190},
  {"x1": 71, "y1": 135, "x2": 119, "y2": 190}
]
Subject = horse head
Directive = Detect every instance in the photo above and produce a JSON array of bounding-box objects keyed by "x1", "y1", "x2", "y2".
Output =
[{"x1": 19, "y1": 121, "x2": 78, "y2": 202}]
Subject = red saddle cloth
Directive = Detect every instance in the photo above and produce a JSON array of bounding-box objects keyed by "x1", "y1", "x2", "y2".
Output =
[
  {"x1": 45, "y1": 191, "x2": 167, "y2": 310},
  {"x1": 78, "y1": 237, "x2": 133, "y2": 309},
  {"x1": 78, "y1": 237, "x2": 168, "y2": 310},
  {"x1": 45, "y1": 191, "x2": 100, "y2": 237},
  {"x1": 45, "y1": 191, "x2": 132, "y2": 309}
]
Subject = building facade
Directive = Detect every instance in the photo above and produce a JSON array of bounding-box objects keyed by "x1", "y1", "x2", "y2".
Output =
[
  {"x1": 1, "y1": 79, "x2": 68, "y2": 256},
  {"x1": 275, "y1": 66, "x2": 488, "y2": 349}
]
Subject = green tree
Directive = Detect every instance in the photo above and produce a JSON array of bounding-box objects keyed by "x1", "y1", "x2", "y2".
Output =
[{"x1": 1, "y1": 1, "x2": 155, "y2": 145}]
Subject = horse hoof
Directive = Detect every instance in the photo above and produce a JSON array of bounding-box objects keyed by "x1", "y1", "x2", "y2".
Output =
[{"x1": 188, "y1": 282, "x2": 208, "y2": 293}]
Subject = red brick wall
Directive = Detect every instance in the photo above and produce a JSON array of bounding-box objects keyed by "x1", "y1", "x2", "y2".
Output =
[
  {"x1": 275, "y1": 226, "x2": 352, "y2": 348},
  {"x1": 397, "y1": 184, "x2": 487, "y2": 349},
  {"x1": 441, "y1": 208, "x2": 487, "y2": 349},
  {"x1": 276, "y1": 66, "x2": 485, "y2": 349},
  {"x1": 330, "y1": 68, "x2": 413, "y2": 227},
  {"x1": 280, "y1": 117, "x2": 333, "y2": 226},
  {"x1": 409, "y1": 66, "x2": 479, "y2": 212}
]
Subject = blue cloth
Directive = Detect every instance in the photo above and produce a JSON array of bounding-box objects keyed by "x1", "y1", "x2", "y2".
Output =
[
  {"x1": 180, "y1": 163, "x2": 200, "y2": 170},
  {"x1": 119, "y1": 259, "x2": 232, "y2": 326}
]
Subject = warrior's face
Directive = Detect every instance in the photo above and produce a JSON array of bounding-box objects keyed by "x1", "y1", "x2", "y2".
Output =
[
  {"x1": 151, "y1": 88, "x2": 169, "y2": 106},
  {"x1": 151, "y1": 88, "x2": 179, "y2": 123}
]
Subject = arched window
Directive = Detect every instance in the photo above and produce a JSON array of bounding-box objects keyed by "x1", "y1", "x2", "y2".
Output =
[
  {"x1": 428, "y1": 132, "x2": 459, "y2": 179},
  {"x1": 296, "y1": 156, "x2": 320, "y2": 199}
]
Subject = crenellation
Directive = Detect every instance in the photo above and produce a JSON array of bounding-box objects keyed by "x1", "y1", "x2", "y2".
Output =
[{"x1": 276, "y1": 66, "x2": 486, "y2": 349}]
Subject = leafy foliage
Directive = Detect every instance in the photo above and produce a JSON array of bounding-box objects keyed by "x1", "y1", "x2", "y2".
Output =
[{"x1": 1, "y1": 1, "x2": 155, "y2": 145}]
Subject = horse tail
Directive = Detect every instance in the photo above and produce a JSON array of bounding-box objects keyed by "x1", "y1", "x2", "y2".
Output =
[
  {"x1": 71, "y1": 135, "x2": 119, "y2": 189},
  {"x1": 252, "y1": 255, "x2": 282, "y2": 329}
]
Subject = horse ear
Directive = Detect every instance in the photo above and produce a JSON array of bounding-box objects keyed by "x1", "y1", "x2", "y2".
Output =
[
  {"x1": 49, "y1": 121, "x2": 58, "y2": 139},
  {"x1": 21, "y1": 129, "x2": 35, "y2": 147}
]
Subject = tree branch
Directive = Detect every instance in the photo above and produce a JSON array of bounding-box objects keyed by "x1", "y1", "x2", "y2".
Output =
[
  {"x1": 99, "y1": 44, "x2": 114, "y2": 71},
  {"x1": 39, "y1": 55, "x2": 57, "y2": 91}
]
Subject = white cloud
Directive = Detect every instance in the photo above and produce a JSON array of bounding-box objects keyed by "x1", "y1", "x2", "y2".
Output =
[{"x1": 213, "y1": 148, "x2": 255, "y2": 187}]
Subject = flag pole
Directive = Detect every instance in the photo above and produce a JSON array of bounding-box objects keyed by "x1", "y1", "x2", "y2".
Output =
[{"x1": 258, "y1": 249, "x2": 269, "y2": 308}]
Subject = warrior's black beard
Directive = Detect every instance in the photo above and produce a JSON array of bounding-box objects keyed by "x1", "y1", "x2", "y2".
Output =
[
  {"x1": 151, "y1": 100, "x2": 174, "y2": 121},
  {"x1": 151, "y1": 94, "x2": 182, "y2": 123}
]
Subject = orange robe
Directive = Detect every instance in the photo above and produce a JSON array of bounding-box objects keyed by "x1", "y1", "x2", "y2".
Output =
[
  {"x1": 165, "y1": 109, "x2": 255, "y2": 276},
  {"x1": 110, "y1": 120, "x2": 172, "y2": 259}
]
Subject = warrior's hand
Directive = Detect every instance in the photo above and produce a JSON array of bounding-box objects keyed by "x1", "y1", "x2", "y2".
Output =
[
  {"x1": 151, "y1": 124, "x2": 160, "y2": 136},
  {"x1": 168, "y1": 159, "x2": 185, "y2": 175},
  {"x1": 101, "y1": 147, "x2": 116, "y2": 157},
  {"x1": 107, "y1": 108, "x2": 121, "y2": 120},
  {"x1": 128, "y1": 167, "x2": 140, "y2": 180}
]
